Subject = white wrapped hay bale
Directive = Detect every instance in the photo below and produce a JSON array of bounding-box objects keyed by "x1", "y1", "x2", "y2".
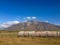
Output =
[
  {"x1": 57, "y1": 32, "x2": 60, "y2": 37},
  {"x1": 29, "y1": 31, "x2": 35, "y2": 37},
  {"x1": 39, "y1": 31, "x2": 48, "y2": 37},
  {"x1": 47, "y1": 31, "x2": 58, "y2": 37},
  {"x1": 17, "y1": 31, "x2": 60, "y2": 37},
  {"x1": 24, "y1": 31, "x2": 29, "y2": 37},
  {"x1": 35, "y1": 32, "x2": 41, "y2": 37},
  {"x1": 18, "y1": 31, "x2": 24, "y2": 37}
]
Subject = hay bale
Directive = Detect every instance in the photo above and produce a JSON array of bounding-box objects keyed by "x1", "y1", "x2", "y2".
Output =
[
  {"x1": 57, "y1": 32, "x2": 60, "y2": 37},
  {"x1": 24, "y1": 31, "x2": 29, "y2": 37},
  {"x1": 29, "y1": 31, "x2": 35, "y2": 37},
  {"x1": 47, "y1": 31, "x2": 57, "y2": 37},
  {"x1": 18, "y1": 31, "x2": 60, "y2": 37},
  {"x1": 35, "y1": 32, "x2": 41, "y2": 37},
  {"x1": 39, "y1": 31, "x2": 47, "y2": 37},
  {"x1": 18, "y1": 31, "x2": 24, "y2": 37}
]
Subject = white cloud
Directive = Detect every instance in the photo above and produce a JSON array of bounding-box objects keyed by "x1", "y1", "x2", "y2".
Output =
[
  {"x1": 32, "y1": 17, "x2": 36, "y2": 19},
  {"x1": 0, "y1": 21, "x2": 20, "y2": 29},
  {"x1": 45, "y1": 21, "x2": 48, "y2": 23},
  {"x1": 27, "y1": 17, "x2": 31, "y2": 20},
  {"x1": 0, "y1": 24, "x2": 8, "y2": 28},
  {"x1": 3, "y1": 21, "x2": 20, "y2": 26},
  {"x1": 26, "y1": 16, "x2": 37, "y2": 20}
]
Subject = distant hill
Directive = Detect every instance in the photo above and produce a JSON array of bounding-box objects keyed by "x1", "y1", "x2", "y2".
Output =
[{"x1": 5, "y1": 20, "x2": 60, "y2": 31}]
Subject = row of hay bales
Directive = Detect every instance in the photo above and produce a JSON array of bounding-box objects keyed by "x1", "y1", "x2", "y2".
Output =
[{"x1": 18, "y1": 31, "x2": 60, "y2": 37}]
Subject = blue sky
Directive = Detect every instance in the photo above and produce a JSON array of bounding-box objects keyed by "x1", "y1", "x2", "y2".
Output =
[{"x1": 0, "y1": 0, "x2": 60, "y2": 25}]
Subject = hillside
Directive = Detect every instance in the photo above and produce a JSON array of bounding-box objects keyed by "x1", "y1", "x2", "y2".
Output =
[{"x1": 5, "y1": 20, "x2": 60, "y2": 31}]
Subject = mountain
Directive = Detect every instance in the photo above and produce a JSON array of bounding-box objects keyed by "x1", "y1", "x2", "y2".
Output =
[
  {"x1": 5, "y1": 20, "x2": 60, "y2": 31},
  {"x1": 0, "y1": 21, "x2": 20, "y2": 30}
]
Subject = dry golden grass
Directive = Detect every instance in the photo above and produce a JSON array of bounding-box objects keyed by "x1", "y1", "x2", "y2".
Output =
[{"x1": 0, "y1": 31, "x2": 60, "y2": 45}]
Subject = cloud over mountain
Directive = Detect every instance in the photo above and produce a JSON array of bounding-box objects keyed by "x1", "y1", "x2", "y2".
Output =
[
  {"x1": 0, "y1": 21, "x2": 20, "y2": 29},
  {"x1": 32, "y1": 17, "x2": 36, "y2": 19}
]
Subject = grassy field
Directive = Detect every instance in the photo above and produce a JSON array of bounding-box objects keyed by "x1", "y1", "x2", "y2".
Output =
[{"x1": 0, "y1": 30, "x2": 60, "y2": 45}]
